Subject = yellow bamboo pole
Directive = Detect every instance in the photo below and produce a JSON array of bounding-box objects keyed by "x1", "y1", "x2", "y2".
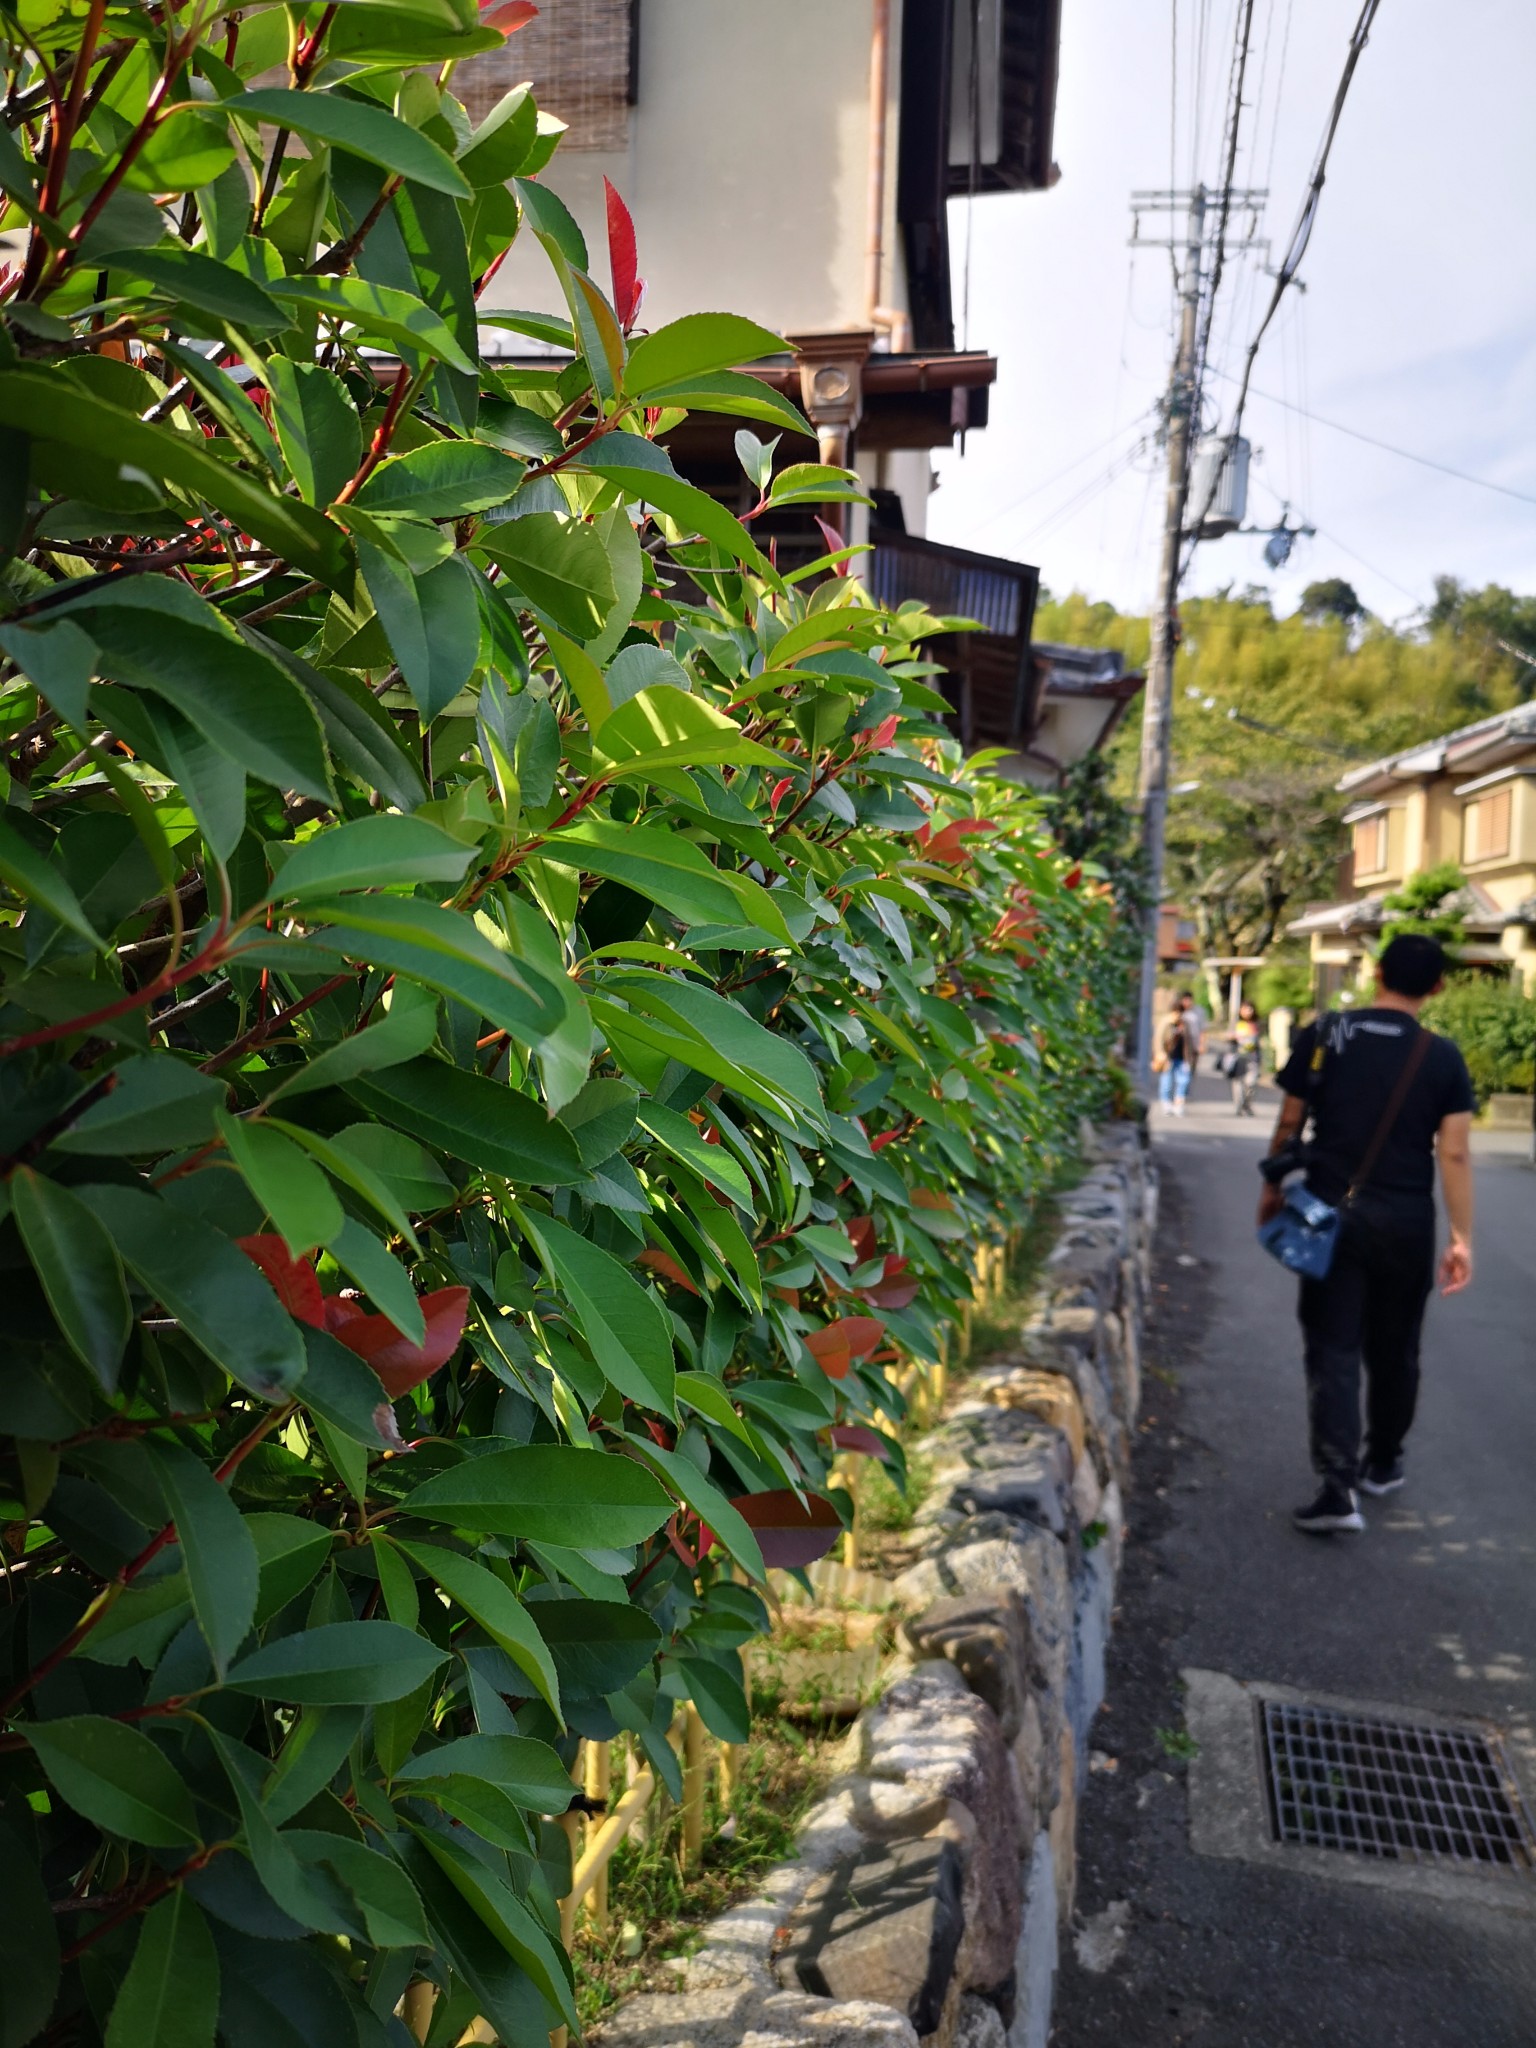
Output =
[
  {"x1": 566, "y1": 1766, "x2": 657, "y2": 1914},
  {"x1": 403, "y1": 1982, "x2": 436, "y2": 2043},
  {"x1": 718, "y1": 1733, "x2": 739, "y2": 1809},
  {"x1": 584, "y1": 1740, "x2": 612, "y2": 1934},
  {"x1": 681, "y1": 1703, "x2": 706, "y2": 1869}
]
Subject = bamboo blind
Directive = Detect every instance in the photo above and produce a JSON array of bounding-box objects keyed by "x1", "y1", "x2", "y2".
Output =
[{"x1": 459, "y1": 0, "x2": 633, "y2": 150}]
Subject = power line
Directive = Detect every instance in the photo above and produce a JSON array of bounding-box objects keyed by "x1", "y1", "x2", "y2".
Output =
[
  {"x1": 967, "y1": 407, "x2": 1157, "y2": 536},
  {"x1": 1187, "y1": 0, "x2": 1385, "y2": 557},
  {"x1": 1210, "y1": 369, "x2": 1536, "y2": 509}
]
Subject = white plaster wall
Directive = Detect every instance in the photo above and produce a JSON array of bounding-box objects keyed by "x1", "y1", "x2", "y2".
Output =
[{"x1": 483, "y1": 0, "x2": 908, "y2": 340}]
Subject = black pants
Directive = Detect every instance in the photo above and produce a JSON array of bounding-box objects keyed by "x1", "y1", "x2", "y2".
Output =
[{"x1": 1297, "y1": 1200, "x2": 1435, "y2": 1486}]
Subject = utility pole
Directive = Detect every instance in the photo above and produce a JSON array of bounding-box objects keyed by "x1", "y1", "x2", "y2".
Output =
[{"x1": 1128, "y1": 186, "x2": 1266, "y2": 1088}]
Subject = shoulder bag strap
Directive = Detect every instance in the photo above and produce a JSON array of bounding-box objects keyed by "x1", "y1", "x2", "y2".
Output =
[{"x1": 1344, "y1": 1025, "x2": 1432, "y2": 1204}]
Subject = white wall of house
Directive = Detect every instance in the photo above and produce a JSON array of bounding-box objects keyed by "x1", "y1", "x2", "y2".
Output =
[{"x1": 482, "y1": 0, "x2": 908, "y2": 342}]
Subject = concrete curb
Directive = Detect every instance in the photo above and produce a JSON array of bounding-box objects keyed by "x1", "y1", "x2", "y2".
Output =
[{"x1": 592, "y1": 1119, "x2": 1157, "y2": 2048}]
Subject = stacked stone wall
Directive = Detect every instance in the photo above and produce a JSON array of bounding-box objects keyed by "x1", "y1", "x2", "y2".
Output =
[{"x1": 594, "y1": 1118, "x2": 1156, "y2": 2048}]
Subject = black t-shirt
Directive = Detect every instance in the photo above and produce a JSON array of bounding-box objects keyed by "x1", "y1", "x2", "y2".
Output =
[{"x1": 1277, "y1": 1009, "x2": 1474, "y2": 1208}]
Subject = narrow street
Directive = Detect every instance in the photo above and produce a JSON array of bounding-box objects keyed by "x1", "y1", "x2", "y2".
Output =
[{"x1": 1052, "y1": 1075, "x2": 1536, "y2": 2047}]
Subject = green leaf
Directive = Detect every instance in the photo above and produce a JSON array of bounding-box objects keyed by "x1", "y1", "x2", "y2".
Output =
[
  {"x1": 592, "y1": 684, "x2": 783, "y2": 775},
  {"x1": 630, "y1": 1440, "x2": 764, "y2": 1579},
  {"x1": 0, "y1": 814, "x2": 104, "y2": 950},
  {"x1": 290, "y1": 1832, "x2": 431, "y2": 1949},
  {"x1": 640, "y1": 370, "x2": 812, "y2": 436},
  {"x1": 0, "y1": 616, "x2": 97, "y2": 725},
  {"x1": 265, "y1": 358, "x2": 362, "y2": 507},
  {"x1": 529, "y1": 1597, "x2": 661, "y2": 1698},
  {"x1": 633, "y1": 1104, "x2": 753, "y2": 1206},
  {"x1": 393, "y1": 1732, "x2": 572, "y2": 1807},
  {"x1": 512, "y1": 178, "x2": 587, "y2": 268},
  {"x1": 606, "y1": 971, "x2": 827, "y2": 1131},
  {"x1": 27, "y1": 1717, "x2": 200, "y2": 1848},
  {"x1": 11, "y1": 1168, "x2": 131, "y2": 1392},
  {"x1": 269, "y1": 814, "x2": 475, "y2": 902},
  {"x1": 0, "y1": 1813, "x2": 60, "y2": 2048},
  {"x1": 624, "y1": 314, "x2": 788, "y2": 394},
  {"x1": 582, "y1": 438, "x2": 773, "y2": 575},
  {"x1": 357, "y1": 543, "x2": 481, "y2": 724},
  {"x1": 328, "y1": 1217, "x2": 426, "y2": 1345},
  {"x1": 270, "y1": 275, "x2": 476, "y2": 376},
  {"x1": 298, "y1": 1325, "x2": 403, "y2": 1450},
  {"x1": 402, "y1": 1444, "x2": 672, "y2": 1547},
  {"x1": 675, "y1": 1652, "x2": 751, "y2": 1743},
  {"x1": 76, "y1": 1186, "x2": 306, "y2": 1403},
  {"x1": 796, "y1": 1223, "x2": 857, "y2": 1264},
  {"x1": 60, "y1": 581, "x2": 333, "y2": 801},
  {"x1": 229, "y1": 89, "x2": 471, "y2": 199},
  {"x1": 147, "y1": 1438, "x2": 260, "y2": 1678},
  {"x1": 224, "y1": 1620, "x2": 446, "y2": 1704},
  {"x1": 357, "y1": 441, "x2": 524, "y2": 520},
  {"x1": 298, "y1": 897, "x2": 564, "y2": 1049},
  {"x1": 479, "y1": 512, "x2": 617, "y2": 638},
  {"x1": 345, "y1": 1059, "x2": 586, "y2": 1185},
  {"x1": 55, "y1": 1053, "x2": 226, "y2": 1156},
  {"x1": 105, "y1": 1890, "x2": 219, "y2": 2048},
  {"x1": 519, "y1": 1213, "x2": 675, "y2": 1414},
  {"x1": 0, "y1": 369, "x2": 348, "y2": 589},
  {"x1": 277, "y1": 652, "x2": 428, "y2": 813},
  {"x1": 265, "y1": 986, "x2": 439, "y2": 1107},
  {"x1": 543, "y1": 816, "x2": 788, "y2": 941},
  {"x1": 216, "y1": 1111, "x2": 345, "y2": 1260},
  {"x1": 412, "y1": 1827, "x2": 577, "y2": 2029},
  {"x1": 459, "y1": 84, "x2": 538, "y2": 186},
  {"x1": 391, "y1": 1540, "x2": 562, "y2": 1717},
  {"x1": 118, "y1": 246, "x2": 291, "y2": 337}
]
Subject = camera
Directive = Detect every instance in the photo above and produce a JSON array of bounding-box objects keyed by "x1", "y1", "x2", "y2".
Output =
[{"x1": 1258, "y1": 1137, "x2": 1312, "y2": 1186}]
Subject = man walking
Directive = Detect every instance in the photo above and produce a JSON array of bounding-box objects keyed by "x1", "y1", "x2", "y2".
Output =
[{"x1": 1257, "y1": 935, "x2": 1474, "y2": 1533}]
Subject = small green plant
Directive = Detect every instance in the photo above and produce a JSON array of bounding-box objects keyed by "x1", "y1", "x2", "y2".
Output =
[
  {"x1": 1155, "y1": 1726, "x2": 1201, "y2": 1762},
  {"x1": 1380, "y1": 863, "x2": 1468, "y2": 947},
  {"x1": 1081, "y1": 1518, "x2": 1108, "y2": 1551},
  {"x1": 1422, "y1": 972, "x2": 1536, "y2": 1103}
]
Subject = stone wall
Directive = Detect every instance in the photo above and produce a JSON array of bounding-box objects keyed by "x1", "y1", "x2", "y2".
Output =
[{"x1": 593, "y1": 1119, "x2": 1156, "y2": 2048}]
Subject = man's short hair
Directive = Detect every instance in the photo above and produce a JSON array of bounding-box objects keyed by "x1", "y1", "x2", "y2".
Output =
[{"x1": 1378, "y1": 933, "x2": 1447, "y2": 997}]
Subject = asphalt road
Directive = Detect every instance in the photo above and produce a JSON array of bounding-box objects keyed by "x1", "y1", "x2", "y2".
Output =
[{"x1": 1051, "y1": 1073, "x2": 1536, "y2": 2048}]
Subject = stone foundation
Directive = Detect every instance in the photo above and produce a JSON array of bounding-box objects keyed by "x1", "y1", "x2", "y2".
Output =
[{"x1": 592, "y1": 1118, "x2": 1156, "y2": 2048}]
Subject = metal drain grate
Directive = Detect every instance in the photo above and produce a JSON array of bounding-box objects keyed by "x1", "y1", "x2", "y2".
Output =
[{"x1": 1260, "y1": 1700, "x2": 1536, "y2": 1871}]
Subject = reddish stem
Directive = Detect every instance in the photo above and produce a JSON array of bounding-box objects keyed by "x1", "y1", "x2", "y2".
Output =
[
  {"x1": 335, "y1": 364, "x2": 413, "y2": 505},
  {"x1": 200, "y1": 969, "x2": 357, "y2": 1075},
  {"x1": 0, "y1": 921, "x2": 229, "y2": 1062}
]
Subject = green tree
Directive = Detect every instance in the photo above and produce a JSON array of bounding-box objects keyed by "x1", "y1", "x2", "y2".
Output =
[
  {"x1": 1299, "y1": 578, "x2": 1364, "y2": 625},
  {"x1": 1421, "y1": 974, "x2": 1536, "y2": 1101},
  {"x1": 1381, "y1": 863, "x2": 1468, "y2": 947},
  {"x1": 0, "y1": 10, "x2": 1132, "y2": 2043}
]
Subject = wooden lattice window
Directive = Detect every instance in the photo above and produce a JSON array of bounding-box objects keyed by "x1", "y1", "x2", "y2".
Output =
[
  {"x1": 1463, "y1": 787, "x2": 1512, "y2": 864},
  {"x1": 458, "y1": 0, "x2": 634, "y2": 148},
  {"x1": 1352, "y1": 812, "x2": 1389, "y2": 877}
]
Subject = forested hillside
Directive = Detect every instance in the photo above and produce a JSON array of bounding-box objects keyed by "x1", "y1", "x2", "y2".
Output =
[{"x1": 1035, "y1": 582, "x2": 1534, "y2": 960}]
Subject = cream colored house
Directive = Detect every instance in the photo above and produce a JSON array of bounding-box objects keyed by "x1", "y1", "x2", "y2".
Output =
[
  {"x1": 1289, "y1": 706, "x2": 1536, "y2": 998},
  {"x1": 461, "y1": 0, "x2": 1062, "y2": 541}
]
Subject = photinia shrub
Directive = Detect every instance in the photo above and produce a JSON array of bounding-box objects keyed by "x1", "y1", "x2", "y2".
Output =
[{"x1": 0, "y1": 7, "x2": 1131, "y2": 2044}]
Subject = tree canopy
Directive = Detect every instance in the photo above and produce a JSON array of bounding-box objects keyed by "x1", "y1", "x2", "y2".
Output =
[{"x1": 1034, "y1": 585, "x2": 1529, "y2": 960}]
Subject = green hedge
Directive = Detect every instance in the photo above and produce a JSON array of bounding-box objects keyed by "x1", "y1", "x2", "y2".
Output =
[
  {"x1": 1421, "y1": 974, "x2": 1536, "y2": 1102},
  {"x1": 0, "y1": 11, "x2": 1135, "y2": 2046}
]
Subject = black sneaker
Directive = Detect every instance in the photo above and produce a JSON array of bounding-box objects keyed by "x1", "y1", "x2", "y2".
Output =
[
  {"x1": 1292, "y1": 1483, "x2": 1365, "y2": 1534},
  {"x1": 1358, "y1": 1458, "x2": 1405, "y2": 1497}
]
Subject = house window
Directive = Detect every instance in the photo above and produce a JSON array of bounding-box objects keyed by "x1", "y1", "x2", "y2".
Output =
[
  {"x1": 1352, "y1": 813, "x2": 1389, "y2": 876},
  {"x1": 458, "y1": 0, "x2": 634, "y2": 145},
  {"x1": 1463, "y1": 787, "x2": 1512, "y2": 864}
]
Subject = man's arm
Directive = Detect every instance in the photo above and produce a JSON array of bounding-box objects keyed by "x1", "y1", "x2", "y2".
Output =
[
  {"x1": 1257, "y1": 1091, "x2": 1307, "y2": 1225},
  {"x1": 1435, "y1": 1110, "x2": 1474, "y2": 1294}
]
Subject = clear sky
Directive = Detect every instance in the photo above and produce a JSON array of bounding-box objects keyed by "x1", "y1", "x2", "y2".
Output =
[{"x1": 927, "y1": 0, "x2": 1536, "y2": 628}]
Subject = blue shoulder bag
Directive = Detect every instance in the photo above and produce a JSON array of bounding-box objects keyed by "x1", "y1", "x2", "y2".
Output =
[{"x1": 1258, "y1": 1022, "x2": 1429, "y2": 1280}]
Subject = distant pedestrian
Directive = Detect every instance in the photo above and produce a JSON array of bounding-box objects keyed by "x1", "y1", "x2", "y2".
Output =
[
  {"x1": 1155, "y1": 993, "x2": 1197, "y2": 1115},
  {"x1": 1226, "y1": 999, "x2": 1261, "y2": 1115},
  {"x1": 1257, "y1": 935, "x2": 1474, "y2": 1534}
]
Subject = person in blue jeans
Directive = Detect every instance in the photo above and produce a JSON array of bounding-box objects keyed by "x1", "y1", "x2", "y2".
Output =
[{"x1": 1157, "y1": 995, "x2": 1196, "y2": 1114}]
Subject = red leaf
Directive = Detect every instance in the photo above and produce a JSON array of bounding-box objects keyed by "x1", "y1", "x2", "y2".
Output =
[
  {"x1": 769, "y1": 776, "x2": 796, "y2": 817},
  {"x1": 830, "y1": 1425, "x2": 891, "y2": 1462},
  {"x1": 1063, "y1": 863, "x2": 1083, "y2": 889},
  {"x1": 813, "y1": 1315, "x2": 885, "y2": 1360},
  {"x1": 861, "y1": 1255, "x2": 920, "y2": 1311},
  {"x1": 603, "y1": 176, "x2": 643, "y2": 331},
  {"x1": 804, "y1": 1327, "x2": 852, "y2": 1381},
  {"x1": 920, "y1": 818, "x2": 997, "y2": 868},
  {"x1": 870, "y1": 713, "x2": 900, "y2": 749},
  {"x1": 638, "y1": 1246, "x2": 700, "y2": 1295},
  {"x1": 910, "y1": 1189, "x2": 952, "y2": 1214},
  {"x1": 237, "y1": 1236, "x2": 324, "y2": 1328},
  {"x1": 846, "y1": 1216, "x2": 878, "y2": 1265},
  {"x1": 727, "y1": 1490, "x2": 844, "y2": 1569},
  {"x1": 480, "y1": 0, "x2": 538, "y2": 31},
  {"x1": 325, "y1": 1286, "x2": 470, "y2": 1400},
  {"x1": 814, "y1": 515, "x2": 848, "y2": 569}
]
